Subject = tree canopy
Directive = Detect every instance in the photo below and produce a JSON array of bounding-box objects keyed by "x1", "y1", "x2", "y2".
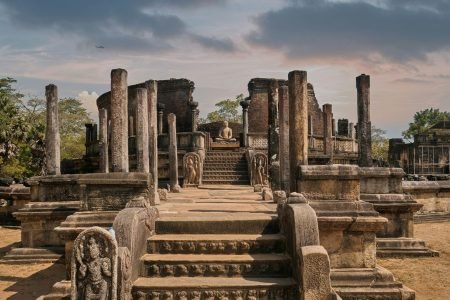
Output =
[
  {"x1": 372, "y1": 125, "x2": 389, "y2": 162},
  {"x1": 402, "y1": 108, "x2": 450, "y2": 141},
  {"x1": 0, "y1": 77, "x2": 92, "y2": 180},
  {"x1": 200, "y1": 94, "x2": 244, "y2": 124}
]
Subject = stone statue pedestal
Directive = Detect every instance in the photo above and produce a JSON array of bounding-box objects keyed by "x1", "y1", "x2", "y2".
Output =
[
  {"x1": 54, "y1": 172, "x2": 153, "y2": 278},
  {"x1": 297, "y1": 165, "x2": 415, "y2": 299},
  {"x1": 2, "y1": 175, "x2": 80, "y2": 263},
  {"x1": 360, "y1": 167, "x2": 438, "y2": 257}
]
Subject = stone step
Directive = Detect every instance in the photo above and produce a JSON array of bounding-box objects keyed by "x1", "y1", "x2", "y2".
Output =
[
  {"x1": 201, "y1": 180, "x2": 250, "y2": 185},
  {"x1": 147, "y1": 234, "x2": 286, "y2": 255},
  {"x1": 141, "y1": 253, "x2": 291, "y2": 278},
  {"x1": 132, "y1": 277, "x2": 297, "y2": 299},
  {"x1": 203, "y1": 172, "x2": 249, "y2": 176},
  {"x1": 156, "y1": 214, "x2": 279, "y2": 234},
  {"x1": 0, "y1": 247, "x2": 64, "y2": 264},
  {"x1": 202, "y1": 176, "x2": 250, "y2": 181},
  {"x1": 376, "y1": 238, "x2": 439, "y2": 257},
  {"x1": 204, "y1": 162, "x2": 247, "y2": 167}
]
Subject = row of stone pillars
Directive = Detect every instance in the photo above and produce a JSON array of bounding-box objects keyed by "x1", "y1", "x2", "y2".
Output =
[{"x1": 261, "y1": 71, "x2": 373, "y2": 193}]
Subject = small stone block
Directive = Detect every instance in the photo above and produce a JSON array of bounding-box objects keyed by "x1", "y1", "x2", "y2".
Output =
[{"x1": 288, "y1": 192, "x2": 307, "y2": 204}]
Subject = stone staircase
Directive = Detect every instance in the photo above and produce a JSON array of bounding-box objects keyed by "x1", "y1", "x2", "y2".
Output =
[
  {"x1": 202, "y1": 150, "x2": 250, "y2": 185},
  {"x1": 132, "y1": 212, "x2": 297, "y2": 299}
]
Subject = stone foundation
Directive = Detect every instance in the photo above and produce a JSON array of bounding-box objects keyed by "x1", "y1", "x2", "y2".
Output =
[
  {"x1": 297, "y1": 165, "x2": 415, "y2": 299},
  {"x1": 360, "y1": 167, "x2": 438, "y2": 257}
]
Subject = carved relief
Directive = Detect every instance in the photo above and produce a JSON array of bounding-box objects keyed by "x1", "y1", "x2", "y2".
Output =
[
  {"x1": 117, "y1": 247, "x2": 131, "y2": 300},
  {"x1": 183, "y1": 152, "x2": 202, "y2": 187},
  {"x1": 251, "y1": 153, "x2": 268, "y2": 186},
  {"x1": 133, "y1": 289, "x2": 298, "y2": 300},
  {"x1": 71, "y1": 226, "x2": 118, "y2": 300}
]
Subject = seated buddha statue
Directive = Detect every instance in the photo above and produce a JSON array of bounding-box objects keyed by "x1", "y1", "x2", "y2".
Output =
[{"x1": 216, "y1": 121, "x2": 236, "y2": 143}]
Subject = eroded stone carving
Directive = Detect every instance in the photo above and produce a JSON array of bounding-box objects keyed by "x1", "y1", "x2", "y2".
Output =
[
  {"x1": 71, "y1": 226, "x2": 118, "y2": 300},
  {"x1": 183, "y1": 152, "x2": 202, "y2": 187},
  {"x1": 251, "y1": 153, "x2": 268, "y2": 186}
]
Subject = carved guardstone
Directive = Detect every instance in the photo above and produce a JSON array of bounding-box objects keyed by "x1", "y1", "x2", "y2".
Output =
[
  {"x1": 183, "y1": 152, "x2": 202, "y2": 187},
  {"x1": 251, "y1": 153, "x2": 268, "y2": 186},
  {"x1": 71, "y1": 226, "x2": 118, "y2": 300}
]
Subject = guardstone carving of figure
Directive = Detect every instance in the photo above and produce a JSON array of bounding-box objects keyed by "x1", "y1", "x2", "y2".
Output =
[
  {"x1": 183, "y1": 152, "x2": 202, "y2": 187},
  {"x1": 252, "y1": 154, "x2": 268, "y2": 186},
  {"x1": 72, "y1": 226, "x2": 118, "y2": 300}
]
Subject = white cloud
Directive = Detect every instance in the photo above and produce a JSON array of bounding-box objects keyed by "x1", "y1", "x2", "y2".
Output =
[{"x1": 78, "y1": 91, "x2": 99, "y2": 121}]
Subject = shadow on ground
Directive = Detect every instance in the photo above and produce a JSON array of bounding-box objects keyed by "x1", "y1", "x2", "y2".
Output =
[{"x1": 2, "y1": 262, "x2": 65, "y2": 300}]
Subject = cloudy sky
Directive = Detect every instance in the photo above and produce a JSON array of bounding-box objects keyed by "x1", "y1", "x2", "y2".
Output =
[{"x1": 1, "y1": 0, "x2": 450, "y2": 137}]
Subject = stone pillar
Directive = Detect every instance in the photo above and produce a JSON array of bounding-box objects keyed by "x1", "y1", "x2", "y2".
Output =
[
  {"x1": 240, "y1": 98, "x2": 250, "y2": 147},
  {"x1": 322, "y1": 104, "x2": 333, "y2": 157},
  {"x1": 349, "y1": 122, "x2": 356, "y2": 152},
  {"x1": 132, "y1": 88, "x2": 149, "y2": 173},
  {"x1": 45, "y1": 84, "x2": 61, "y2": 175},
  {"x1": 268, "y1": 81, "x2": 279, "y2": 164},
  {"x1": 168, "y1": 113, "x2": 181, "y2": 192},
  {"x1": 99, "y1": 108, "x2": 109, "y2": 173},
  {"x1": 288, "y1": 70, "x2": 308, "y2": 192},
  {"x1": 356, "y1": 74, "x2": 373, "y2": 167},
  {"x1": 145, "y1": 80, "x2": 160, "y2": 204},
  {"x1": 278, "y1": 85, "x2": 290, "y2": 193},
  {"x1": 332, "y1": 118, "x2": 336, "y2": 137},
  {"x1": 157, "y1": 103, "x2": 165, "y2": 135},
  {"x1": 85, "y1": 123, "x2": 93, "y2": 157},
  {"x1": 190, "y1": 101, "x2": 199, "y2": 132},
  {"x1": 338, "y1": 119, "x2": 349, "y2": 137},
  {"x1": 110, "y1": 68, "x2": 129, "y2": 172}
]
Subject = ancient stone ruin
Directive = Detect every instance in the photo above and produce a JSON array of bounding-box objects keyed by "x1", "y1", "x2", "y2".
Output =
[{"x1": 4, "y1": 67, "x2": 440, "y2": 300}]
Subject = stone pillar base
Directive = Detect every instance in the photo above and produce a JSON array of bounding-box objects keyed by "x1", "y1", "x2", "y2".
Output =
[{"x1": 331, "y1": 266, "x2": 416, "y2": 300}]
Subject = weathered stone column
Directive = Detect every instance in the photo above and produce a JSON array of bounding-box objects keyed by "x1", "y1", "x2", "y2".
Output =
[
  {"x1": 99, "y1": 108, "x2": 109, "y2": 173},
  {"x1": 278, "y1": 85, "x2": 290, "y2": 193},
  {"x1": 322, "y1": 104, "x2": 333, "y2": 157},
  {"x1": 288, "y1": 70, "x2": 308, "y2": 192},
  {"x1": 157, "y1": 103, "x2": 165, "y2": 135},
  {"x1": 268, "y1": 81, "x2": 279, "y2": 164},
  {"x1": 84, "y1": 123, "x2": 97, "y2": 157},
  {"x1": 145, "y1": 80, "x2": 160, "y2": 204},
  {"x1": 240, "y1": 98, "x2": 250, "y2": 147},
  {"x1": 190, "y1": 101, "x2": 199, "y2": 132},
  {"x1": 45, "y1": 84, "x2": 61, "y2": 175},
  {"x1": 110, "y1": 68, "x2": 129, "y2": 172},
  {"x1": 168, "y1": 113, "x2": 181, "y2": 192},
  {"x1": 338, "y1": 119, "x2": 349, "y2": 137},
  {"x1": 349, "y1": 122, "x2": 356, "y2": 152},
  {"x1": 356, "y1": 74, "x2": 373, "y2": 167},
  {"x1": 132, "y1": 88, "x2": 149, "y2": 173}
]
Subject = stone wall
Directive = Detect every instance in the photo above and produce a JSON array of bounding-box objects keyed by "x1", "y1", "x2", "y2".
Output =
[
  {"x1": 247, "y1": 79, "x2": 323, "y2": 135},
  {"x1": 97, "y1": 78, "x2": 195, "y2": 135}
]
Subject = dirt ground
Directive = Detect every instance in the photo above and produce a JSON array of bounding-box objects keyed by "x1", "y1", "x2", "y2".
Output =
[
  {"x1": 378, "y1": 222, "x2": 450, "y2": 300},
  {"x1": 0, "y1": 223, "x2": 449, "y2": 299},
  {"x1": 0, "y1": 227, "x2": 65, "y2": 300}
]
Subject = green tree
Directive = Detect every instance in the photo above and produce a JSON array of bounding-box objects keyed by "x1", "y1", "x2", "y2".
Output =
[
  {"x1": 372, "y1": 126, "x2": 389, "y2": 162},
  {"x1": 0, "y1": 78, "x2": 27, "y2": 174},
  {"x1": 201, "y1": 94, "x2": 244, "y2": 124},
  {"x1": 1, "y1": 77, "x2": 93, "y2": 179},
  {"x1": 402, "y1": 108, "x2": 450, "y2": 141},
  {"x1": 58, "y1": 98, "x2": 92, "y2": 160}
]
